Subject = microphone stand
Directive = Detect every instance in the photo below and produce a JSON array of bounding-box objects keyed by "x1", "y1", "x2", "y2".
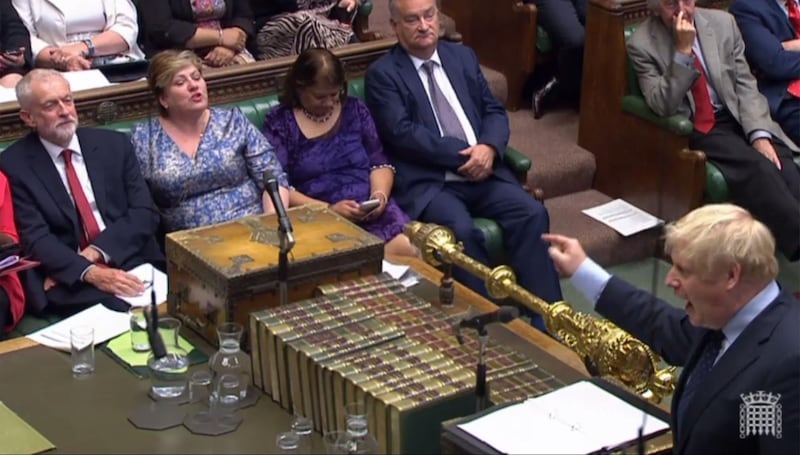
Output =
[
  {"x1": 475, "y1": 325, "x2": 490, "y2": 412},
  {"x1": 455, "y1": 320, "x2": 490, "y2": 412},
  {"x1": 277, "y1": 226, "x2": 295, "y2": 308}
]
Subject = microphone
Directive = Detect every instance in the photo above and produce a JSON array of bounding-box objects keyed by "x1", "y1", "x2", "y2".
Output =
[
  {"x1": 263, "y1": 170, "x2": 295, "y2": 252},
  {"x1": 146, "y1": 283, "x2": 166, "y2": 359},
  {"x1": 459, "y1": 306, "x2": 520, "y2": 331}
]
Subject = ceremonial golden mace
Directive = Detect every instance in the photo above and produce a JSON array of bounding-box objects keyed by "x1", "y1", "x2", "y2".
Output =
[{"x1": 405, "y1": 222, "x2": 677, "y2": 403}]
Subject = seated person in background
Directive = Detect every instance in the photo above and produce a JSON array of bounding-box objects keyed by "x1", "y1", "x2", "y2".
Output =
[
  {"x1": 365, "y1": 0, "x2": 563, "y2": 330},
  {"x1": 12, "y1": 0, "x2": 144, "y2": 72},
  {"x1": 628, "y1": 0, "x2": 800, "y2": 261},
  {"x1": 0, "y1": 0, "x2": 31, "y2": 87},
  {"x1": 251, "y1": 0, "x2": 298, "y2": 33},
  {"x1": 138, "y1": 0, "x2": 255, "y2": 68},
  {"x1": 131, "y1": 50, "x2": 289, "y2": 234},
  {"x1": 0, "y1": 70, "x2": 163, "y2": 316},
  {"x1": 254, "y1": 0, "x2": 358, "y2": 60},
  {"x1": 524, "y1": 0, "x2": 587, "y2": 118},
  {"x1": 263, "y1": 48, "x2": 417, "y2": 257},
  {"x1": 0, "y1": 171, "x2": 25, "y2": 340},
  {"x1": 730, "y1": 0, "x2": 800, "y2": 147},
  {"x1": 545, "y1": 204, "x2": 799, "y2": 454}
]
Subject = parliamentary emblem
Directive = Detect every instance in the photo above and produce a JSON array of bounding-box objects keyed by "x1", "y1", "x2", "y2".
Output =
[{"x1": 740, "y1": 391, "x2": 781, "y2": 439}]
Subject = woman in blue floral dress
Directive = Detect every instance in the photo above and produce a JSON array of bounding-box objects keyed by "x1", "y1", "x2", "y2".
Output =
[
  {"x1": 263, "y1": 48, "x2": 417, "y2": 257},
  {"x1": 131, "y1": 50, "x2": 289, "y2": 233}
]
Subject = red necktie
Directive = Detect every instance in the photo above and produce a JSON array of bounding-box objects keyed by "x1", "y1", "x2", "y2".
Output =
[
  {"x1": 786, "y1": 0, "x2": 800, "y2": 97},
  {"x1": 691, "y1": 55, "x2": 716, "y2": 134},
  {"x1": 62, "y1": 149, "x2": 101, "y2": 249}
]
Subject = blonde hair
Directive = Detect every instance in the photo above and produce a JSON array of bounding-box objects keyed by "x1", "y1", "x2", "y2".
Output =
[
  {"x1": 146, "y1": 50, "x2": 204, "y2": 117},
  {"x1": 664, "y1": 204, "x2": 778, "y2": 282}
]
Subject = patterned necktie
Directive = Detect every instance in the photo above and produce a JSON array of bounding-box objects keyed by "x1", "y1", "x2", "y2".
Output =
[
  {"x1": 676, "y1": 330, "x2": 724, "y2": 431},
  {"x1": 421, "y1": 60, "x2": 468, "y2": 143},
  {"x1": 691, "y1": 55, "x2": 716, "y2": 134},
  {"x1": 786, "y1": 0, "x2": 800, "y2": 98},
  {"x1": 62, "y1": 149, "x2": 101, "y2": 249}
]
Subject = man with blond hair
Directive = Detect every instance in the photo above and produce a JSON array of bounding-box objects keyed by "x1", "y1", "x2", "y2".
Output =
[
  {"x1": 544, "y1": 204, "x2": 798, "y2": 454},
  {"x1": 0, "y1": 69, "x2": 163, "y2": 316}
]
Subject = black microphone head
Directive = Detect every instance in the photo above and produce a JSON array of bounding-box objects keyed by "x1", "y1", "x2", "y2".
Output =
[
  {"x1": 263, "y1": 170, "x2": 279, "y2": 190},
  {"x1": 497, "y1": 305, "x2": 520, "y2": 323}
]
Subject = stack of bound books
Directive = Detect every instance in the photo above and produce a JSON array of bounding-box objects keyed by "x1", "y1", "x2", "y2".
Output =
[{"x1": 249, "y1": 273, "x2": 567, "y2": 454}]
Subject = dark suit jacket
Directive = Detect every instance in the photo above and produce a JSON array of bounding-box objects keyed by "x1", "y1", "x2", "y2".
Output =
[
  {"x1": 138, "y1": 0, "x2": 254, "y2": 57},
  {"x1": 730, "y1": 0, "x2": 800, "y2": 117},
  {"x1": 0, "y1": 0, "x2": 31, "y2": 74},
  {"x1": 597, "y1": 277, "x2": 800, "y2": 455},
  {"x1": 0, "y1": 128, "x2": 163, "y2": 314},
  {"x1": 364, "y1": 42, "x2": 516, "y2": 219}
]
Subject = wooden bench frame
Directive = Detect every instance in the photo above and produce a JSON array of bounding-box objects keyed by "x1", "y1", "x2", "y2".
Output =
[
  {"x1": 577, "y1": 0, "x2": 706, "y2": 223},
  {"x1": 0, "y1": 39, "x2": 398, "y2": 144}
]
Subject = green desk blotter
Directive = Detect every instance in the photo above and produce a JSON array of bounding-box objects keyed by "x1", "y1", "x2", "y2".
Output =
[
  {"x1": 102, "y1": 332, "x2": 208, "y2": 379},
  {"x1": 0, "y1": 401, "x2": 55, "y2": 454}
]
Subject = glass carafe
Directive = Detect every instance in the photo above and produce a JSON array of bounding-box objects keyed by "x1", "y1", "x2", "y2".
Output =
[{"x1": 208, "y1": 322, "x2": 250, "y2": 400}]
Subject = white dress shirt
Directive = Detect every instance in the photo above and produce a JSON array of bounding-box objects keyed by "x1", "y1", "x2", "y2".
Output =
[{"x1": 408, "y1": 51, "x2": 478, "y2": 181}]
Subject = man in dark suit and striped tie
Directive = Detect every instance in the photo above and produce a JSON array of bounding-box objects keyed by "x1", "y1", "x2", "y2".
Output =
[
  {"x1": 544, "y1": 203, "x2": 799, "y2": 455},
  {"x1": 365, "y1": 0, "x2": 563, "y2": 331}
]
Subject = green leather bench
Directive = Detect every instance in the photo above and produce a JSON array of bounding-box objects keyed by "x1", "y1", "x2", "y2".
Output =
[
  {"x1": 2, "y1": 77, "x2": 532, "y2": 337},
  {"x1": 621, "y1": 23, "x2": 800, "y2": 203}
]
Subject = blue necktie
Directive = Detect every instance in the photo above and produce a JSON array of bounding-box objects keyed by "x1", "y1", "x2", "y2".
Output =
[{"x1": 676, "y1": 331, "x2": 724, "y2": 429}]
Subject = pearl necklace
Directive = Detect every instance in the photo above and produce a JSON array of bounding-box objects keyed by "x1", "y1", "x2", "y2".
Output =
[{"x1": 301, "y1": 107, "x2": 334, "y2": 123}]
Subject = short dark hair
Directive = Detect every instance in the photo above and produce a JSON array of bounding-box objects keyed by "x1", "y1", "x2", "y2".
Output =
[{"x1": 280, "y1": 48, "x2": 347, "y2": 107}]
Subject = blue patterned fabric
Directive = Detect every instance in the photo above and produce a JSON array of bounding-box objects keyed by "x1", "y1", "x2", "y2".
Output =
[{"x1": 131, "y1": 107, "x2": 288, "y2": 233}]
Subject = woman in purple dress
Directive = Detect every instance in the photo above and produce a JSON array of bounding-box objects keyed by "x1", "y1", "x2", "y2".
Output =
[{"x1": 263, "y1": 48, "x2": 417, "y2": 257}]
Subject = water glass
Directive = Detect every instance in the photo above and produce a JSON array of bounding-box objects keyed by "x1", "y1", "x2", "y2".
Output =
[
  {"x1": 276, "y1": 431, "x2": 301, "y2": 453},
  {"x1": 128, "y1": 307, "x2": 149, "y2": 352},
  {"x1": 344, "y1": 402, "x2": 369, "y2": 437},
  {"x1": 185, "y1": 369, "x2": 214, "y2": 425},
  {"x1": 70, "y1": 326, "x2": 95, "y2": 378},
  {"x1": 148, "y1": 317, "x2": 188, "y2": 399},
  {"x1": 213, "y1": 373, "x2": 242, "y2": 426}
]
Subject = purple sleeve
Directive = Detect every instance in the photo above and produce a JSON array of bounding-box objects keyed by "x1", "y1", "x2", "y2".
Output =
[
  {"x1": 263, "y1": 105, "x2": 292, "y2": 170},
  {"x1": 353, "y1": 98, "x2": 390, "y2": 168}
]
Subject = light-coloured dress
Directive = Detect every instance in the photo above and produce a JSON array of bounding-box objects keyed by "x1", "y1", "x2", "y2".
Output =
[{"x1": 131, "y1": 107, "x2": 287, "y2": 233}]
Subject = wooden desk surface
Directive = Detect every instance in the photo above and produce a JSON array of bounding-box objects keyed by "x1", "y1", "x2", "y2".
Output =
[{"x1": 0, "y1": 256, "x2": 630, "y2": 454}]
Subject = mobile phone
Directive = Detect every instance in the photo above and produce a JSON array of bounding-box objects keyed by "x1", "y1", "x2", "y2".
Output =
[
  {"x1": 359, "y1": 199, "x2": 380, "y2": 212},
  {"x1": 3, "y1": 50, "x2": 21, "y2": 56}
]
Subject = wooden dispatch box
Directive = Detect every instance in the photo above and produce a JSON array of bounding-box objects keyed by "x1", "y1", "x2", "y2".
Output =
[{"x1": 165, "y1": 205, "x2": 384, "y2": 347}]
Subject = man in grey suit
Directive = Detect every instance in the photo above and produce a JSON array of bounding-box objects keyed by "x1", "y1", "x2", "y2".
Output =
[{"x1": 628, "y1": 0, "x2": 800, "y2": 261}]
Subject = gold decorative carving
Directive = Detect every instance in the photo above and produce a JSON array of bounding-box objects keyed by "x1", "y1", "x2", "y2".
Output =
[
  {"x1": 96, "y1": 101, "x2": 119, "y2": 124},
  {"x1": 405, "y1": 221, "x2": 677, "y2": 403}
]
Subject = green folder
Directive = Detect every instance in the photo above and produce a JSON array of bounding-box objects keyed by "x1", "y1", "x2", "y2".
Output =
[
  {"x1": 0, "y1": 401, "x2": 55, "y2": 454},
  {"x1": 101, "y1": 332, "x2": 209, "y2": 379}
]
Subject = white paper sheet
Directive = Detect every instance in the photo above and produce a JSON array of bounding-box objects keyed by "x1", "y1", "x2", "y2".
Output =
[
  {"x1": 582, "y1": 199, "x2": 663, "y2": 237},
  {"x1": 26, "y1": 303, "x2": 130, "y2": 351},
  {"x1": 61, "y1": 69, "x2": 112, "y2": 92},
  {"x1": 118, "y1": 263, "x2": 168, "y2": 307},
  {"x1": 457, "y1": 381, "x2": 670, "y2": 454},
  {"x1": 382, "y1": 260, "x2": 419, "y2": 287}
]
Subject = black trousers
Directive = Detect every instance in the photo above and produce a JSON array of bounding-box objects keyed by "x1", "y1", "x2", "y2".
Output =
[
  {"x1": 0, "y1": 286, "x2": 10, "y2": 340},
  {"x1": 532, "y1": 0, "x2": 588, "y2": 97},
  {"x1": 689, "y1": 111, "x2": 800, "y2": 260}
]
